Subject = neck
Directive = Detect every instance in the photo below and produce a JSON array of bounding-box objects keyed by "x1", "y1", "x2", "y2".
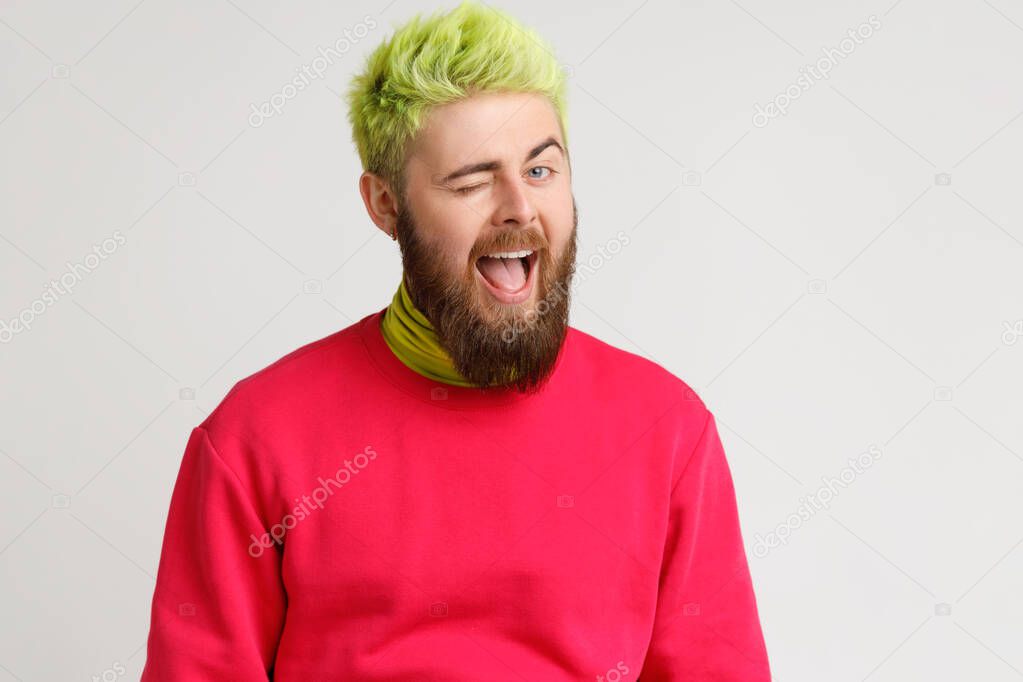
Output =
[{"x1": 380, "y1": 278, "x2": 477, "y2": 387}]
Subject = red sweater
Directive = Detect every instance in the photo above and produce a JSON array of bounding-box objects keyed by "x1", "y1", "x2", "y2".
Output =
[{"x1": 141, "y1": 308, "x2": 770, "y2": 680}]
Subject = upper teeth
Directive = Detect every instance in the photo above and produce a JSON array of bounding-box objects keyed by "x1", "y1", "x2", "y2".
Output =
[{"x1": 486, "y1": 249, "x2": 533, "y2": 259}]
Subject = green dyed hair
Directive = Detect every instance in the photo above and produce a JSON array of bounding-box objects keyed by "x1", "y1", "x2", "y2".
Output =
[{"x1": 345, "y1": 0, "x2": 569, "y2": 202}]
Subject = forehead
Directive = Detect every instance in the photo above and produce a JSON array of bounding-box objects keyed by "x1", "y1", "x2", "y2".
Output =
[{"x1": 409, "y1": 91, "x2": 562, "y2": 168}]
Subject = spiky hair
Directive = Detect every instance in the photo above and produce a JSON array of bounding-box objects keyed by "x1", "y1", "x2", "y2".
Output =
[{"x1": 345, "y1": 0, "x2": 569, "y2": 201}]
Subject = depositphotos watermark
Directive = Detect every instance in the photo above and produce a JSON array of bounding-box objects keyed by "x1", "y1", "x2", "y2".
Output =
[
  {"x1": 752, "y1": 14, "x2": 881, "y2": 128},
  {"x1": 248, "y1": 15, "x2": 378, "y2": 128},
  {"x1": 1001, "y1": 318, "x2": 1023, "y2": 345},
  {"x1": 595, "y1": 659, "x2": 631, "y2": 682},
  {"x1": 750, "y1": 444, "x2": 883, "y2": 558},
  {"x1": 1, "y1": 230, "x2": 127, "y2": 344},
  {"x1": 90, "y1": 660, "x2": 126, "y2": 682},
  {"x1": 248, "y1": 445, "x2": 378, "y2": 557}
]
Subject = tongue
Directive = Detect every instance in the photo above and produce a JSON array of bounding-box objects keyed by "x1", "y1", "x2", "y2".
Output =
[{"x1": 477, "y1": 256, "x2": 526, "y2": 292}]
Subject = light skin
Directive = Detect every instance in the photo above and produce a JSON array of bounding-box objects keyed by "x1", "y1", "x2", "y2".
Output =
[{"x1": 359, "y1": 90, "x2": 574, "y2": 318}]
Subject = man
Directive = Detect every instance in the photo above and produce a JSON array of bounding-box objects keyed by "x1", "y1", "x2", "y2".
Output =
[{"x1": 141, "y1": 1, "x2": 771, "y2": 679}]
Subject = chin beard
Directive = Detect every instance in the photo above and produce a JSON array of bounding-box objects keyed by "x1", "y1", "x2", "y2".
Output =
[{"x1": 394, "y1": 200, "x2": 578, "y2": 393}]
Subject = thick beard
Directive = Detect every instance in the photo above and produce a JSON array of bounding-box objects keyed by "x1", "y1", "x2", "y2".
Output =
[{"x1": 394, "y1": 199, "x2": 578, "y2": 393}]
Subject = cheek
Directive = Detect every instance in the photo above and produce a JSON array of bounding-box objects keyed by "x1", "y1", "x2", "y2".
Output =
[
  {"x1": 416, "y1": 203, "x2": 479, "y2": 262},
  {"x1": 442, "y1": 225, "x2": 480, "y2": 269},
  {"x1": 543, "y1": 201, "x2": 575, "y2": 250}
]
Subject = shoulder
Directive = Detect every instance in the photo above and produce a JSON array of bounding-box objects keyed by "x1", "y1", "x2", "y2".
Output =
[
  {"x1": 564, "y1": 325, "x2": 713, "y2": 489},
  {"x1": 564, "y1": 325, "x2": 708, "y2": 419},
  {"x1": 198, "y1": 315, "x2": 369, "y2": 447}
]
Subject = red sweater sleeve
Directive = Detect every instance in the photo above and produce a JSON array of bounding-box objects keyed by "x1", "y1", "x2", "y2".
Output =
[
  {"x1": 140, "y1": 426, "x2": 285, "y2": 680},
  {"x1": 641, "y1": 409, "x2": 771, "y2": 680}
]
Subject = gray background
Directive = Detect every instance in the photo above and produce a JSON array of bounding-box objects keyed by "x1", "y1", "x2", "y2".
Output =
[{"x1": 2, "y1": 0, "x2": 1022, "y2": 680}]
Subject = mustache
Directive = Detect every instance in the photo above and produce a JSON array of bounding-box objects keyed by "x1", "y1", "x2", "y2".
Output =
[{"x1": 469, "y1": 229, "x2": 548, "y2": 260}]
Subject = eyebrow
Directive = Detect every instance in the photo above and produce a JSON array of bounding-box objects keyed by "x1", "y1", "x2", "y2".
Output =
[{"x1": 438, "y1": 136, "x2": 564, "y2": 185}]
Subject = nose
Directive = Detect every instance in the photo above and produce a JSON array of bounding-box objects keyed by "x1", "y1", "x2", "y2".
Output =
[{"x1": 492, "y1": 174, "x2": 537, "y2": 228}]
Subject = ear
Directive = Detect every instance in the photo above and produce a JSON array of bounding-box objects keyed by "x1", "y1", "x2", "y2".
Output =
[{"x1": 358, "y1": 171, "x2": 399, "y2": 239}]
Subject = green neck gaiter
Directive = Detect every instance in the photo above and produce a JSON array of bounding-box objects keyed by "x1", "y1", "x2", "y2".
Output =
[{"x1": 380, "y1": 278, "x2": 477, "y2": 387}]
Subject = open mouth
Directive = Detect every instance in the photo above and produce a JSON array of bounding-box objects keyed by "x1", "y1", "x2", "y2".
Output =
[{"x1": 474, "y1": 249, "x2": 539, "y2": 304}]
